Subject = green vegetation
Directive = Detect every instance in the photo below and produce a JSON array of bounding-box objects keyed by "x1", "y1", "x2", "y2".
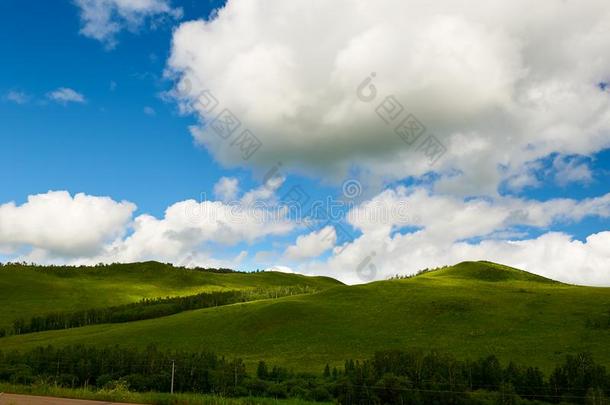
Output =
[
  {"x1": 0, "y1": 383, "x2": 327, "y2": 405},
  {"x1": 3, "y1": 261, "x2": 610, "y2": 374},
  {"x1": 2, "y1": 345, "x2": 609, "y2": 404},
  {"x1": 0, "y1": 261, "x2": 341, "y2": 329},
  {"x1": 6, "y1": 286, "x2": 319, "y2": 336}
]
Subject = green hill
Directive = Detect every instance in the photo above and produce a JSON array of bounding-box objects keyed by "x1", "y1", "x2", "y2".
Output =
[
  {"x1": 425, "y1": 260, "x2": 560, "y2": 283},
  {"x1": 0, "y1": 261, "x2": 341, "y2": 329},
  {"x1": 2, "y1": 261, "x2": 610, "y2": 373}
]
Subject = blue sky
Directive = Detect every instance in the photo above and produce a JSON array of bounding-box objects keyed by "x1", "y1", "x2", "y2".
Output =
[
  {"x1": 0, "y1": 0, "x2": 228, "y2": 216},
  {"x1": 1, "y1": 0, "x2": 610, "y2": 285}
]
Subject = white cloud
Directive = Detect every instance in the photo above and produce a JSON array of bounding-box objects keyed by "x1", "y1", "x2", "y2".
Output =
[
  {"x1": 3, "y1": 186, "x2": 610, "y2": 286},
  {"x1": 47, "y1": 88, "x2": 86, "y2": 104},
  {"x1": 551, "y1": 155, "x2": 593, "y2": 186},
  {"x1": 239, "y1": 175, "x2": 284, "y2": 206},
  {"x1": 75, "y1": 0, "x2": 183, "y2": 48},
  {"x1": 0, "y1": 191, "x2": 135, "y2": 257},
  {"x1": 0, "y1": 183, "x2": 294, "y2": 267},
  {"x1": 265, "y1": 266, "x2": 294, "y2": 274},
  {"x1": 304, "y1": 229, "x2": 610, "y2": 287},
  {"x1": 143, "y1": 106, "x2": 156, "y2": 116},
  {"x1": 87, "y1": 193, "x2": 294, "y2": 264},
  {"x1": 295, "y1": 186, "x2": 610, "y2": 285},
  {"x1": 284, "y1": 226, "x2": 336, "y2": 261},
  {"x1": 265, "y1": 265, "x2": 295, "y2": 274},
  {"x1": 447, "y1": 232, "x2": 610, "y2": 287},
  {"x1": 170, "y1": 249, "x2": 248, "y2": 270},
  {"x1": 168, "y1": 0, "x2": 610, "y2": 194},
  {"x1": 344, "y1": 187, "x2": 610, "y2": 242},
  {"x1": 213, "y1": 177, "x2": 240, "y2": 201},
  {"x1": 4, "y1": 90, "x2": 30, "y2": 105}
]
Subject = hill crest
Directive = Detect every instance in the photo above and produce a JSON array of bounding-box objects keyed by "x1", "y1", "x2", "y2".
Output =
[{"x1": 415, "y1": 260, "x2": 560, "y2": 284}]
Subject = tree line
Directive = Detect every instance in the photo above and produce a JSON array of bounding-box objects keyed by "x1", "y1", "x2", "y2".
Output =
[
  {"x1": 1, "y1": 345, "x2": 609, "y2": 404},
  {"x1": 387, "y1": 266, "x2": 450, "y2": 280},
  {"x1": 0, "y1": 261, "x2": 238, "y2": 274},
  {"x1": 1, "y1": 286, "x2": 317, "y2": 337}
]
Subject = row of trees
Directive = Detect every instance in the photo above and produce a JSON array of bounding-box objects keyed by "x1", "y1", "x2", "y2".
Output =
[
  {"x1": 335, "y1": 351, "x2": 609, "y2": 404},
  {"x1": 387, "y1": 266, "x2": 450, "y2": 280},
  {"x1": 1, "y1": 286, "x2": 317, "y2": 337},
  {"x1": 1, "y1": 345, "x2": 609, "y2": 404},
  {"x1": 0, "y1": 261, "x2": 238, "y2": 273}
]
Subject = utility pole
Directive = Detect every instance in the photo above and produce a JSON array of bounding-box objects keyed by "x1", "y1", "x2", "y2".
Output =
[{"x1": 170, "y1": 360, "x2": 175, "y2": 394}]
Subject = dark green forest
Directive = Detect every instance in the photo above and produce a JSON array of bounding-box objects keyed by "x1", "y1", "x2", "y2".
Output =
[{"x1": 1, "y1": 345, "x2": 608, "y2": 404}]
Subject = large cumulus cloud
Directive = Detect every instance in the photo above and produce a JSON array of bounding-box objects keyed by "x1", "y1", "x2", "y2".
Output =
[
  {"x1": 0, "y1": 191, "x2": 135, "y2": 257},
  {"x1": 167, "y1": 0, "x2": 610, "y2": 193},
  {"x1": 0, "y1": 182, "x2": 293, "y2": 266}
]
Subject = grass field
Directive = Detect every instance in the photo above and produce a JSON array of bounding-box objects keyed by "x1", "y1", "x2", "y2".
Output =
[
  {"x1": 0, "y1": 262, "x2": 341, "y2": 329},
  {"x1": 3, "y1": 261, "x2": 610, "y2": 373},
  {"x1": 0, "y1": 383, "x2": 329, "y2": 404}
]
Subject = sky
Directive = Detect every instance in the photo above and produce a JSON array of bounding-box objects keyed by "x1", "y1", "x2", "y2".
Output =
[{"x1": 1, "y1": 0, "x2": 610, "y2": 285}]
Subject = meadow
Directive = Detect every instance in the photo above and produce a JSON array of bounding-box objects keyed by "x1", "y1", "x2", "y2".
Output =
[
  {"x1": 0, "y1": 261, "x2": 341, "y2": 330},
  {"x1": 2, "y1": 261, "x2": 610, "y2": 374},
  {"x1": 0, "y1": 383, "x2": 328, "y2": 405}
]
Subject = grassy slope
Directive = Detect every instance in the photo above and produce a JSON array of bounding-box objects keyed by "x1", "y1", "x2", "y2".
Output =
[
  {"x1": 0, "y1": 383, "x2": 329, "y2": 405},
  {"x1": 0, "y1": 262, "x2": 341, "y2": 329},
  {"x1": 3, "y1": 261, "x2": 610, "y2": 373}
]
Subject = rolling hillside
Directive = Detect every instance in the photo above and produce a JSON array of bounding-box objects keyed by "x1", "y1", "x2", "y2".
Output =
[
  {"x1": 0, "y1": 261, "x2": 342, "y2": 329},
  {"x1": 2, "y1": 261, "x2": 610, "y2": 373}
]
